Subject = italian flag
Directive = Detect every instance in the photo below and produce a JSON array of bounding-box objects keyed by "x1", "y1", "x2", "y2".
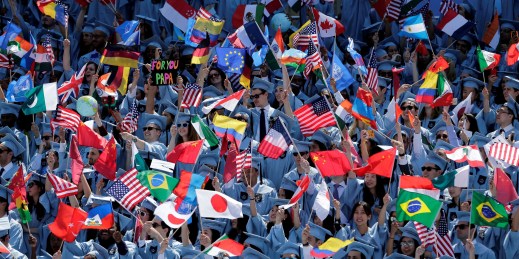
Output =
[
  {"x1": 191, "y1": 114, "x2": 219, "y2": 148},
  {"x1": 204, "y1": 234, "x2": 244, "y2": 257},
  {"x1": 444, "y1": 145, "x2": 485, "y2": 167},
  {"x1": 431, "y1": 73, "x2": 453, "y2": 108},
  {"x1": 477, "y1": 46, "x2": 500, "y2": 71}
]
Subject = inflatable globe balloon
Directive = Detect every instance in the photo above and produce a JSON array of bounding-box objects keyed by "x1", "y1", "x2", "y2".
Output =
[
  {"x1": 76, "y1": 96, "x2": 98, "y2": 117},
  {"x1": 270, "y1": 13, "x2": 291, "y2": 33}
]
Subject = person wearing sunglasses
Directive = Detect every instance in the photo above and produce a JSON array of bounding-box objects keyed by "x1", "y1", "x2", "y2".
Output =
[
  {"x1": 420, "y1": 152, "x2": 447, "y2": 181},
  {"x1": 452, "y1": 211, "x2": 494, "y2": 259},
  {"x1": 487, "y1": 89, "x2": 519, "y2": 140},
  {"x1": 122, "y1": 114, "x2": 167, "y2": 162},
  {"x1": 0, "y1": 102, "x2": 28, "y2": 164},
  {"x1": 206, "y1": 68, "x2": 227, "y2": 92}
]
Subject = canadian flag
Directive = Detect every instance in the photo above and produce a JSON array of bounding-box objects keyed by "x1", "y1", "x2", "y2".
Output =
[
  {"x1": 154, "y1": 201, "x2": 196, "y2": 229},
  {"x1": 196, "y1": 189, "x2": 243, "y2": 219},
  {"x1": 280, "y1": 175, "x2": 310, "y2": 209},
  {"x1": 312, "y1": 8, "x2": 344, "y2": 38}
]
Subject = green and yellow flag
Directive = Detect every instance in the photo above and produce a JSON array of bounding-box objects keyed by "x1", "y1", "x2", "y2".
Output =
[
  {"x1": 396, "y1": 189, "x2": 442, "y2": 228},
  {"x1": 471, "y1": 192, "x2": 509, "y2": 229},
  {"x1": 136, "y1": 170, "x2": 179, "y2": 202}
]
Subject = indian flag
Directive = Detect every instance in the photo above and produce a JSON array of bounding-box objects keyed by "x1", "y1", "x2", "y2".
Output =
[
  {"x1": 431, "y1": 73, "x2": 453, "y2": 108},
  {"x1": 335, "y1": 99, "x2": 353, "y2": 123},
  {"x1": 191, "y1": 114, "x2": 219, "y2": 148},
  {"x1": 477, "y1": 46, "x2": 500, "y2": 71},
  {"x1": 204, "y1": 234, "x2": 244, "y2": 257},
  {"x1": 281, "y1": 49, "x2": 306, "y2": 72}
]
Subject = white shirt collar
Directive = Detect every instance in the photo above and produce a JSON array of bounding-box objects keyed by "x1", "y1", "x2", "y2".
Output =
[{"x1": 1, "y1": 162, "x2": 13, "y2": 172}]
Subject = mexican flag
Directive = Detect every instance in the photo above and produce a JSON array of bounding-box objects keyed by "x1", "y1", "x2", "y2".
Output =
[
  {"x1": 431, "y1": 73, "x2": 453, "y2": 108},
  {"x1": 204, "y1": 234, "x2": 245, "y2": 257},
  {"x1": 21, "y1": 82, "x2": 58, "y2": 115},
  {"x1": 432, "y1": 165, "x2": 470, "y2": 191},
  {"x1": 477, "y1": 46, "x2": 500, "y2": 71},
  {"x1": 396, "y1": 189, "x2": 442, "y2": 228},
  {"x1": 191, "y1": 115, "x2": 219, "y2": 148},
  {"x1": 471, "y1": 191, "x2": 508, "y2": 229}
]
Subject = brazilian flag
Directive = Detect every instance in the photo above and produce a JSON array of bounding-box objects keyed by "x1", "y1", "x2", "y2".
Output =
[
  {"x1": 136, "y1": 170, "x2": 179, "y2": 202},
  {"x1": 471, "y1": 192, "x2": 509, "y2": 229},
  {"x1": 396, "y1": 189, "x2": 442, "y2": 228}
]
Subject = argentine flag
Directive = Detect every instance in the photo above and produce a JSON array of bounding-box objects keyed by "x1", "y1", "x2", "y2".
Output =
[{"x1": 398, "y1": 14, "x2": 429, "y2": 40}]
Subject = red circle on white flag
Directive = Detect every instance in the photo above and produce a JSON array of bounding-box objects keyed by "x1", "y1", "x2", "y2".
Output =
[
  {"x1": 211, "y1": 194, "x2": 228, "y2": 213},
  {"x1": 167, "y1": 213, "x2": 185, "y2": 225}
]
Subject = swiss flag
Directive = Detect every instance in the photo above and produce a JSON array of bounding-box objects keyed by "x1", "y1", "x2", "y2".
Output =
[
  {"x1": 196, "y1": 189, "x2": 243, "y2": 219},
  {"x1": 312, "y1": 8, "x2": 344, "y2": 38}
]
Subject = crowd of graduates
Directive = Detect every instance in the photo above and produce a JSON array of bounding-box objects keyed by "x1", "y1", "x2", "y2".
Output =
[{"x1": 1, "y1": 0, "x2": 519, "y2": 258}]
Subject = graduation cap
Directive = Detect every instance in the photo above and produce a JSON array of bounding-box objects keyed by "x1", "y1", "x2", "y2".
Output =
[
  {"x1": 434, "y1": 139, "x2": 454, "y2": 151},
  {"x1": 197, "y1": 153, "x2": 219, "y2": 167},
  {"x1": 93, "y1": 21, "x2": 113, "y2": 37},
  {"x1": 505, "y1": 76, "x2": 519, "y2": 90},
  {"x1": 425, "y1": 152, "x2": 448, "y2": 170},
  {"x1": 241, "y1": 247, "x2": 270, "y2": 259},
  {"x1": 136, "y1": 14, "x2": 157, "y2": 23},
  {"x1": 176, "y1": 112, "x2": 195, "y2": 124},
  {"x1": 399, "y1": 223, "x2": 421, "y2": 245},
  {"x1": 146, "y1": 41, "x2": 162, "y2": 49},
  {"x1": 114, "y1": 211, "x2": 133, "y2": 232},
  {"x1": 429, "y1": 120, "x2": 447, "y2": 135},
  {"x1": 461, "y1": 76, "x2": 486, "y2": 90},
  {"x1": 468, "y1": 132, "x2": 490, "y2": 148},
  {"x1": 454, "y1": 211, "x2": 471, "y2": 224},
  {"x1": 291, "y1": 139, "x2": 312, "y2": 153},
  {"x1": 251, "y1": 77, "x2": 274, "y2": 93},
  {"x1": 144, "y1": 113, "x2": 167, "y2": 131},
  {"x1": 0, "y1": 126, "x2": 16, "y2": 139},
  {"x1": 280, "y1": 178, "x2": 298, "y2": 192},
  {"x1": 0, "y1": 134, "x2": 25, "y2": 156},
  {"x1": 140, "y1": 197, "x2": 159, "y2": 212},
  {"x1": 442, "y1": 49, "x2": 461, "y2": 65},
  {"x1": 385, "y1": 253, "x2": 415, "y2": 259},
  {"x1": 499, "y1": 19, "x2": 519, "y2": 31},
  {"x1": 251, "y1": 157, "x2": 262, "y2": 170},
  {"x1": 244, "y1": 232, "x2": 270, "y2": 254},
  {"x1": 83, "y1": 23, "x2": 95, "y2": 33},
  {"x1": 0, "y1": 185, "x2": 13, "y2": 206},
  {"x1": 361, "y1": 22, "x2": 382, "y2": 35},
  {"x1": 201, "y1": 218, "x2": 226, "y2": 234},
  {"x1": 0, "y1": 102, "x2": 21, "y2": 117},
  {"x1": 374, "y1": 48, "x2": 388, "y2": 59},
  {"x1": 180, "y1": 246, "x2": 202, "y2": 258},
  {"x1": 310, "y1": 130, "x2": 332, "y2": 150},
  {"x1": 276, "y1": 242, "x2": 301, "y2": 257},
  {"x1": 344, "y1": 241, "x2": 375, "y2": 258},
  {"x1": 308, "y1": 222, "x2": 332, "y2": 241},
  {"x1": 377, "y1": 76, "x2": 391, "y2": 88},
  {"x1": 202, "y1": 85, "x2": 224, "y2": 99},
  {"x1": 398, "y1": 91, "x2": 417, "y2": 107},
  {"x1": 504, "y1": 96, "x2": 519, "y2": 118},
  {"x1": 459, "y1": 33, "x2": 477, "y2": 45},
  {"x1": 380, "y1": 37, "x2": 399, "y2": 49},
  {"x1": 162, "y1": 102, "x2": 178, "y2": 117},
  {"x1": 270, "y1": 198, "x2": 289, "y2": 207}
]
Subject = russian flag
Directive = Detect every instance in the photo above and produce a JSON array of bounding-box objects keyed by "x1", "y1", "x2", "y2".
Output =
[
  {"x1": 83, "y1": 203, "x2": 114, "y2": 230},
  {"x1": 436, "y1": 10, "x2": 474, "y2": 40}
]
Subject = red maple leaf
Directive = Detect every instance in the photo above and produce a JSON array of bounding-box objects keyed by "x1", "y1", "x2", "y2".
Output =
[{"x1": 320, "y1": 20, "x2": 334, "y2": 32}]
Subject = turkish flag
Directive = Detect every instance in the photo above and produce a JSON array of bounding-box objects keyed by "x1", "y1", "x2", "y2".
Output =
[
  {"x1": 310, "y1": 150, "x2": 351, "y2": 177},
  {"x1": 70, "y1": 136, "x2": 83, "y2": 185},
  {"x1": 166, "y1": 140, "x2": 204, "y2": 164},
  {"x1": 49, "y1": 203, "x2": 88, "y2": 243},
  {"x1": 77, "y1": 122, "x2": 108, "y2": 149},
  {"x1": 93, "y1": 137, "x2": 116, "y2": 180},
  {"x1": 354, "y1": 147, "x2": 397, "y2": 178}
]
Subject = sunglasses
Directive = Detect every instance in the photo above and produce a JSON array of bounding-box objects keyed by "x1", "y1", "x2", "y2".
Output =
[
  {"x1": 402, "y1": 106, "x2": 418, "y2": 111},
  {"x1": 293, "y1": 152, "x2": 308, "y2": 156},
  {"x1": 400, "y1": 241, "x2": 414, "y2": 247},
  {"x1": 42, "y1": 136, "x2": 52, "y2": 140},
  {"x1": 422, "y1": 166, "x2": 440, "y2": 171},
  {"x1": 139, "y1": 211, "x2": 148, "y2": 217},
  {"x1": 142, "y1": 127, "x2": 160, "y2": 131},
  {"x1": 456, "y1": 224, "x2": 469, "y2": 230},
  {"x1": 209, "y1": 73, "x2": 220, "y2": 78},
  {"x1": 176, "y1": 123, "x2": 189, "y2": 128},
  {"x1": 250, "y1": 94, "x2": 264, "y2": 99},
  {"x1": 27, "y1": 182, "x2": 35, "y2": 188},
  {"x1": 436, "y1": 134, "x2": 449, "y2": 139}
]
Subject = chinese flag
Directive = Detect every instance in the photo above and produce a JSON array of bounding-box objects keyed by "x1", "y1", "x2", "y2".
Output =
[
  {"x1": 93, "y1": 137, "x2": 116, "y2": 180},
  {"x1": 77, "y1": 121, "x2": 108, "y2": 149},
  {"x1": 494, "y1": 167, "x2": 519, "y2": 205},
  {"x1": 49, "y1": 203, "x2": 88, "y2": 243},
  {"x1": 166, "y1": 140, "x2": 204, "y2": 164},
  {"x1": 310, "y1": 150, "x2": 351, "y2": 177},
  {"x1": 354, "y1": 147, "x2": 397, "y2": 178},
  {"x1": 70, "y1": 136, "x2": 84, "y2": 185},
  {"x1": 223, "y1": 143, "x2": 239, "y2": 184}
]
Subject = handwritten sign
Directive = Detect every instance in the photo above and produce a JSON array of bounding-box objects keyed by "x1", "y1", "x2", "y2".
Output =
[{"x1": 150, "y1": 60, "x2": 179, "y2": 85}]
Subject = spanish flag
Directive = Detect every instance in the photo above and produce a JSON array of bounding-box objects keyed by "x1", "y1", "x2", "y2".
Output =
[{"x1": 100, "y1": 45, "x2": 140, "y2": 68}]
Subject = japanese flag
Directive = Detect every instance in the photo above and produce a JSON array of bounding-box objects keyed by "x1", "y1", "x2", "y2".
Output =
[
  {"x1": 196, "y1": 189, "x2": 243, "y2": 219},
  {"x1": 154, "y1": 200, "x2": 195, "y2": 229}
]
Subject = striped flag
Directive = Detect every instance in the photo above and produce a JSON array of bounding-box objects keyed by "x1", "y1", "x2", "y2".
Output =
[
  {"x1": 258, "y1": 118, "x2": 292, "y2": 159},
  {"x1": 106, "y1": 168, "x2": 151, "y2": 210},
  {"x1": 51, "y1": 106, "x2": 81, "y2": 132},
  {"x1": 435, "y1": 209, "x2": 454, "y2": 257},
  {"x1": 386, "y1": 0, "x2": 402, "y2": 21},
  {"x1": 42, "y1": 36, "x2": 55, "y2": 65},
  {"x1": 294, "y1": 96, "x2": 336, "y2": 136},
  {"x1": 235, "y1": 146, "x2": 251, "y2": 183},
  {"x1": 440, "y1": 0, "x2": 458, "y2": 15},
  {"x1": 0, "y1": 53, "x2": 13, "y2": 69},
  {"x1": 293, "y1": 22, "x2": 319, "y2": 51},
  {"x1": 180, "y1": 83, "x2": 203, "y2": 108},
  {"x1": 413, "y1": 221, "x2": 436, "y2": 247},
  {"x1": 398, "y1": 2, "x2": 430, "y2": 27},
  {"x1": 489, "y1": 142, "x2": 519, "y2": 166},
  {"x1": 303, "y1": 42, "x2": 322, "y2": 78},
  {"x1": 47, "y1": 173, "x2": 78, "y2": 198},
  {"x1": 279, "y1": 175, "x2": 310, "y2": 209},
  {"x1": 366, "y1": 49, "x2": 379, "y2": 95},
  {"x1": 482, "y1": 11, "x2": 500, "y2": 49},
  {"x1": 196, "y1": 7, "x2": 212, "y2": 20},
  {"x1": 119, "y1": 100, "x2": 139, "y2": 133}
]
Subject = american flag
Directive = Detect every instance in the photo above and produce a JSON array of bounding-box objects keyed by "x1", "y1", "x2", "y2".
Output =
[
  {"x1": 0, "y1": 53, "x2": 13, "y2": 69},
  {"x1": 293, "y1": 22, "x2": 319, "y2": 51},
  {"x1": 399, "y1": 2, "x2": 430, "y2": 27},
  {"x1": 106, "y1": 168, "x2": 150, "y2": 210},
  {"x1": 303, "y1": 42, "x2": 323, "y2": 78},
  {"x1": 51, "y1": 106, "x2": 81, "y2": 132},
  {"x1": 228, "y1": 73, "x2": 243, "y2": 92},
  {"x1": 180, "y1": 83, "x2": 203, "y2": 109},
  {"x1": 294, "y1": 96, "x2": 336, "y2": 137},
  {"x1": 47, "y1": 173, "x2": 78, "y2": 199},
  {"x1": 414, "y1": 221, "x2": 436, "y2": 247},
  {"x1": 119, "y1": 100, "x2": 139, "y2": 133},
  {"x1": 258, "y1": 118, "x2": 292, "y2": 159},
  {"x1": 366, "y1": 49, "x2": 379, "y2": 95},
  {"x1": 435, "y1": 209, "x2": 454, "y2": 257},
  {"x1": 489, "y1": 142, "x2": 519, "y2": 166},
  {"x1": 235, "y1": 146, "x2": 252, "y2": 183},
  {"x1": 440, "y1": 0, "x2": 458, "y2": 15},
  {"x1": 386, "y1": 0, "x2": 403, "y2": 20},
  {"x1": 42, "y1": 36, "x2": 55, "y2": 65},
  {"x1": 58, "y1": 64, "x2": 86, "y2": 104}
]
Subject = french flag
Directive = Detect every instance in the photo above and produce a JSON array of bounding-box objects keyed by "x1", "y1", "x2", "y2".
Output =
[
  {"x1": 258, "y1": 118, "x2": 292, "y2": 159},
  {"x1": 436, "y1": 10, "x2": 474, "y2": 40}
]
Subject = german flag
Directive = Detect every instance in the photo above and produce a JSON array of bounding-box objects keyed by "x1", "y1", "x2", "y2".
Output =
[
  {"x1": 100, "y1": 45, "x2": 140, "y2": 68},
  {"x1": 191, "y1": 33, "x2": 211, "y2": 65},
  {"x1": 239, "y1": 51, "x2": 253, "y2": 89}
]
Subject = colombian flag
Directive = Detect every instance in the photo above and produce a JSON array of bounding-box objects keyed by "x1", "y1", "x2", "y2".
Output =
[
  {"x1": 136, "y1": 170, "x2": 179, "y2": 202},
  {"x1": 416, "y1": 71, "x2": 438, "y2": 105},
  {"x1": 310, "y1": 238, "x2": 354, "y2": 258},
  {"x1": 100, "y1": 45, "x2": 140, "y2": 68},
  {"x1": 190, "y1": 17, "x2": 224, "y2": 47},
  {"x1": 83, "y1": 203, "x2": 114, "y2": 230},
  {"x1": 37, "y1": 1, "x2": 67, "y2": 26},
  {"x1": 212, "y1": 114, "x2": 247, "y2": 148}
]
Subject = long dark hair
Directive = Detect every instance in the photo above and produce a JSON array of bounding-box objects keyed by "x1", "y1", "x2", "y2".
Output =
[
  {"x1": 267, "y1": 206, "x2": 294, "y2": 237},
  {"x1": 351, "y1": 201, "x2": 373, "y2": 219},
  {"x1": 362, "y1": 175, "x2": 387, "y2": 208},
  {"x1": 28, "y1": 181, "x2": 46, "y2": 221}
]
